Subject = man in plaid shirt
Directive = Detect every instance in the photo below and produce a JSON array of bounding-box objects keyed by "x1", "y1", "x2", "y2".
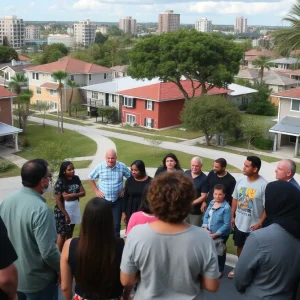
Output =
[{"x1": 88, "y1": 149, "x2": 131, "y2": 237}]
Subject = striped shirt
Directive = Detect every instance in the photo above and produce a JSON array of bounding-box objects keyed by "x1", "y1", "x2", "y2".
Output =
[{"x1": 88, "y1": 161, "x2": 131, "y2": 201}]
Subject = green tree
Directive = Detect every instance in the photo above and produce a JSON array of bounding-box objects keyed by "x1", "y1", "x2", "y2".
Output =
[
  {"x1": 41, "y1": 43, "x2": 69, "y2": 64},
  {"x1": 97, "y1": 107, "x2": 118, "y2": 123},
  {"x1": 3, "y1": 36, "x2": 10, "y2": 47},
  {"x1": 67, "y1": 79, "x2": 80, "y2": 116},
  {"x1": 31, "y1": 102, "x2": 50, "y2": 127},
  {"x1": 272, "y1": 0, "x2": 300, "y2": 56},
  {"x1": 95, "y1": 32, "x2": 108, "y2": 44},
  {"x1": 242, "y1": 120, "x2": 264, "y2": 151},
  {"x1": 181, "y1": 95, "x2": 241, "y2": 145},
  {"x1": 108, "y1": 26, "x2": 124, "y2": 36},
  {"x1": 252, "y1": 55, "x2": 275, "y2": 81},
  {"x1": 0, "y1": 46, "x2": 18, "y2": 63},
  {"x1": 239, "y1": 39, "x2": 253, "y2": 52},
  {"x1": 128, "y1": 30, "x2": 243, "y2": 100},
  {"x1": 8, "y1": 73, "x2": 28, "y2": 128},
  {"x1": 71, "y1": 103, "x2": 85, "y2": 118},
  {"x1": 51, "y1": 71, "x2": 68, "y2": 132}
]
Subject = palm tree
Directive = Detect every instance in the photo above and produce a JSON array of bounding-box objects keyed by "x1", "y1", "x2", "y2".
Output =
[
  {"x1": 273, "y1": 0, "x2": 300, "y2": 56},
  {"x1": 16, "y1": 89, "x2": 33, "y2": 134},
  {"x1": 8, "y1": 73, "x2": 28, "y2": 128},
  {"x1": 252, "y1": 55, "x2": 274, "y2": 81},
  {"x1": 67, "y1": 79, "x2": 80, "y2": 116},
  {"x1": 51, "y1": 71, "x2": 68, "y2": 133}
]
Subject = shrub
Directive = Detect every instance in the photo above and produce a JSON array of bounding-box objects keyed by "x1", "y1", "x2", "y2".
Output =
[
  {"x1": 252, "y1": 136, "x2": 273, "y2": 150},
  {"x1": 22, "y1": 138, "x2": 30, "y2": 148},
  {"x1": 0, "y1": 160, "x2": 14, "y2": 173}
]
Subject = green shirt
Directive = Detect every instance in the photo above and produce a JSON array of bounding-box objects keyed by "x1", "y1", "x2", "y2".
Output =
[{"x1": 0, "y1": 187, "x2": 60, "y2": 293}]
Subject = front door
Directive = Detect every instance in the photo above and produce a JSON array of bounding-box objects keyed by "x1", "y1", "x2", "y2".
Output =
[{"x1": 105, "y1": 93, "x2": 109, "y2": 106}]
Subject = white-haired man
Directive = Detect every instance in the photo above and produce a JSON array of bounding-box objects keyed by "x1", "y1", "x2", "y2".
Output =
[{"x1": 275, "y1": 159, "x2": 300, "y2": 190}]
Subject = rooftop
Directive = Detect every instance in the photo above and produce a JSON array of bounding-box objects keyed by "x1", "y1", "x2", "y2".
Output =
[
  {"x1": 269, "y1": 57, "x2": 298, "y2": 64},
  {"x1": 227, "y1": 83, "x2": 258, "y2": 96},
  {"x1": 270, "y1": 116, "x2": 300, "y2": 136},
  {"x1": 272, "y1": 88, "x2": 300, "y2": 99},
  {"x1": 110, "y1": 65, "x2": 129, "y2": 72},
  {"x1": 0, "y1": 86, "x2": 16, "y2": 98}
]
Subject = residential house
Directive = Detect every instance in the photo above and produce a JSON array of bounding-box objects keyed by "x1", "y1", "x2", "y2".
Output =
[
  {"x1": 269, "y1": 88, "x2": 300, "y2": 157},
  {"x1": 110, "y1": 65, "x2": 129, "y2": 78},
  {"x1": 24, "y1": 56, "x2": 113, "y2": 111},
  {"x1": 227, "y1": 83, "x2": 258, "y2": 107},
  {"x1": 118, "y1": 80, "x2": 230, "y2": 129},
  {"x1": 0, "y1": 86, "x2": 22, "y2": 151},
  {"x1": 243, "y1": 49, "x2": 278, "y2": 68},
  {"x1": 269, "y1": 57, "x2": 298, "y2": 70}
]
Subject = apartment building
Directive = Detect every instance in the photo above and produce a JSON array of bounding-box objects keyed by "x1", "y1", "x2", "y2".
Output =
[
  {"x1": 119, "y1": 17, "x2": 137, "y2": 34},
  {"x1": 25, "y1": 25, "x2": 40, "y2": 40},
  {"x1": 158, "y1": 10, "x2": 180, "y2": 33},
  {"x1": 48, "y1": 34, "x2": 75, "y2": 48},
  {"x1": 74, "y1": 19, "x2": 96, "y2": 47},
  {"x1": 0, "y1": 16, "x2": 25, "y2": 48},
  {"x1": 235, "y1": 16, "x2": 248, "y2": 34},
  {"x1": 96, "y1": 25, "x2": 109, "y2": 35},
  {"x1": 195, "y1": 18, "x2": 212, "y2": 33}
]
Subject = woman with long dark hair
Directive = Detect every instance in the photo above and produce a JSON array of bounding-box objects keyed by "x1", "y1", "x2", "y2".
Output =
[
  {"x1": 60, "y1": 197, "x2": 130, "y2": 300},
  {"x1": 154, "y1": 153, "x2": 183, "y2": 177},
  {"x1": 54, "y1": 161, "x2": 85, "y2": 251},
  {"x1": 121, "y1": 160, "x2": 152, "y2": 225}
]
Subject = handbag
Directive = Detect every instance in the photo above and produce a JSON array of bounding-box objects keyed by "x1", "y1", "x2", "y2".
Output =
[{"x1": 213, "y1": 238, "x2": 226, "y2": 256}]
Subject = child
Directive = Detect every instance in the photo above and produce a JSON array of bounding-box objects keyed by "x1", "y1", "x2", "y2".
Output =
[{"x1": 203, "y1": 184, "x2": 231, "y2": 277}]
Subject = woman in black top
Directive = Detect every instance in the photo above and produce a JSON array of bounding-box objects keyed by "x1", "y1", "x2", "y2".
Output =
[
  {"x1": 54, "y1": 161, "x2": 85, "y2": 251},
  {"x1": 61, "y1": 197, "x2": 131, "y2": 300},
  {"x1": 154, "y1": 153, "x2": 183, "y2": 177},
  {"x1": 122, "y1": 160, "x2": 152, "y2": 225}
]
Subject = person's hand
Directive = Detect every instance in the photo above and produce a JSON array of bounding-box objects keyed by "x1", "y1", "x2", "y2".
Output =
[
  {"x1": 203, "y1": 227, "x2": 211, "y2": 233},
  {"x1": 231, "y1": 217, "x2": 235, "y2": 229},
  {"x1": 118, "y1": 189, "x2": 125, "y2": 198},
  {"x1": 122, "y1": 212, "x2": 127, "y2": 224},
  {"x1": 201, "y1": 202, "x2": 207, "y2": 213},
  {"x1": 62, "y1": 192, "x2": 73, "y2": 201},
  {"x1": 250, "y1": 222, "x2": 262, "y2": 231},
  {"x1": 210, "y1": 233, "x2": 219, "y2": 239},
  {"x1": 65, "y1": 213, "x2": 71, "y2": 224},
  {"x1": 96, "y1": 189, "x2": 105, "y2": 198}
]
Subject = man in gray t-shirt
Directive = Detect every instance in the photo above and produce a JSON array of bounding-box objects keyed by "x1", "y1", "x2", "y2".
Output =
[
  {"x1": 121, "y1": 224, "x2": 219, "y2": 300},
  {"x1": 228, "y1": 156, "x2": 267, "y2": 279}
]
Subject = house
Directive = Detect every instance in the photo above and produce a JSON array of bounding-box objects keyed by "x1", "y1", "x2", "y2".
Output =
[
  {"x1": 0, "y1": 86, "x2": 22, "y2": 151},
  {"x1": 227, "y1": 83, "x2": 258, "y2": 107},
  {"x1": 118, "y1": 80, "x2": 230, "y2": 129},
  {"x1": 243, "y1": 49, "x2": 278, "y2": 68},
  {"x1": 269, "y1": 57, "x2": 298, "y2": 70},
  {"x1": 24, "y1": 56, "x2": 113, "y2": 111},
  {"x1": 110, "y1": 65, "x2": 129, "y2": 78},
  {"x1": 269, "y1": 88, "x2": 300, "y2": 157}
]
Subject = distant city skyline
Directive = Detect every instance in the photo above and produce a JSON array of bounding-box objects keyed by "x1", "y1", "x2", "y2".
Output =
[{"x1": 2, "y1": 0, "x2": 296, "y2": 26}]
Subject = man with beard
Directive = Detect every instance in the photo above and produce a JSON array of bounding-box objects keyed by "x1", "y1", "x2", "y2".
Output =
[{"x1": 201, "y1": 158, "x2": 236, "y2": 213}]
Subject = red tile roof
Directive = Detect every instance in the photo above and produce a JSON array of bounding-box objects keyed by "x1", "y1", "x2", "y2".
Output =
[
  {"x1": 0, "y1": 86, "x2": 16, "y2": 98},
  {"x1": 272, "y1": 88, "x2": 300, "y2": 99},
  {"x1": 24, "y1": 56, "x2": 112, "y2": 74},
  {"x1": 118, "y1": 80, "x2": 230, "y2": 101},
  {"x1": 18, "y1": 54, "x2": 30, "y2": 61},
  {"x1": 245, "y1": 49, "x2": 277, "y2": 57},
  {"x1": 40, "y1": 82, "x2": 59, "y2": 89}
]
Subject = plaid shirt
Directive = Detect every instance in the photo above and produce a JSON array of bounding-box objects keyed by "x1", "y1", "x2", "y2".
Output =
[{"x1": 88, "y1": 161, "x2": 131, "y2": 201}]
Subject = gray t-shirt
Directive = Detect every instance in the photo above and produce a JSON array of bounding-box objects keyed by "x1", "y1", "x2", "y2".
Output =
[
  {"x1": 233, "y1": 176, "x2": 267, "y2": 233},
  {"x1": 235, "y1": 224, "x2": 300, "y2": 300},
  {"x1": 121, "y1": 223, "x2": 219, "y2": 300}
]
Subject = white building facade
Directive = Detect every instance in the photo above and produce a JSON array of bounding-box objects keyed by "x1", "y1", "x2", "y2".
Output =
[
  {"x1": 74, "y1": 19, "x2": 96, "y2": 47},
  {"x1": 25, "y1": 25, "x2": 40, "y2": 40},
  {"x1": 119, "y1": 17, "x2": 137, "y2": 34},
  {"x1": 0, "y1": 16, "x2": 25, "y2": 48},
  {"x1": 195, "y1": 18, "x2": 212, "y2": 33},
  {"x1": 235, "y1": 16, "x2": 248, "y2": 34}
]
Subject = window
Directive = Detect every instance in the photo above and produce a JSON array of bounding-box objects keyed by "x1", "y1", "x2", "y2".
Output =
[
  {"x1": 70, "y1": 75, "x2": 74, "y2": 81},
  {"x1": 112, "y1": 95, "x2": 117, "y2": 103},
  {"x1": 92, "y1": 92, "x2": 98, "y2": 99},
  {"x1": 89, "y1": 74, "x2": 92, "y2": 81},
  {"x1": 291, "y1": 99, "x2": 300, "y2": 112},
  {"x1": 50, "y1": 89, "x2": 57, "y2": 96},
  {"x1": 123, "y1": 97, "x2": 133, "y2": 108},
  {"x1": 145, "y1": 118, "x2": 153, "y2": 128},
  {"x1": 146, "y1": 100, "x2": 153, "y2": 110},
  {"x1": 126, "y1": 114, "x2": 136, "y2": 124},
  {"x1": 36, "y1": 87, "x2": 41, "y2": 94},
  {"x1": 32, "y1": 72, "x2": 39, "y2": 80},
  {"x1": 104, "y1": 73, "x2": 107, "y2": 79}
]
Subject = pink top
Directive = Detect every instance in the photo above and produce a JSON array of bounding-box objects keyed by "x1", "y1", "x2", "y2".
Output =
[{"x1": 126, "y1": 211, "x2": 159, "y2": 235}]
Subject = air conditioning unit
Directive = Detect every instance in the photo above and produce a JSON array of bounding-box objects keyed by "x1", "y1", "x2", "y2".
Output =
[{"x1": 131, "y1": 122, "x2": 137, "y2": 127}]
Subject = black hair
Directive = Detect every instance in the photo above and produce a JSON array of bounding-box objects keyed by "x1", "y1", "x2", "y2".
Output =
[
  {"x1": 215, "y1": 158, "x2": 227, "y2": 168},
  {"x1": 58, "y1": 161, "x2": 74, "y2": 179},
  {"x1": 213, "y1": 184, "x2": 226, "y2": 194},
  {"x1": 162, "y1": 153, "x2": 181, "y2": 170},
  {"x1": 247, "y1": 156, "x2": 261, "y2": 172},
  {"x1": 21, "y1": 159, "x2": 48, "y2": 188},
  {"x1": 131, "y1": 160, "x2": 146, "y2": 177}
]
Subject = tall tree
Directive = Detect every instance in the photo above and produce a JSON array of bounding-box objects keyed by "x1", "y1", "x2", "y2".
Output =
[
  {"x1": 51, "y1": 71, "x2": 68, "y2": 133},
  {"x1": 67, "y1": 79, "x2": 80, "y2": 116},
  {"x1": 128, "y1": 30, "x2": 243, "y2": 100},
  {"x1": 272, "y1": 0, "x2": 300, "y2": 56},
  {"x1": 15, "y1": 89, "x2": 33, "y2": 134},
  {"x1": 181, "y1": 95, "x2": 241, "y2": 145},
  {"x1": 8, "y1": 73, "x2": 28, "y2": 128},
  {"x1": 252, "y1": 55, "x2": 274, "y2": 81},
  {"x1": 0, "y1": 46, "x2": 18, "y2": 63},
  {"x1": 95, "y1": 32, "x2": 108, "y2": 44}
]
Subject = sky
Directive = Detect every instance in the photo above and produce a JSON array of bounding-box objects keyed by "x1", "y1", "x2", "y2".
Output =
[{"x1": 2, "y1": 0, "x2": 297, "y2": 26}]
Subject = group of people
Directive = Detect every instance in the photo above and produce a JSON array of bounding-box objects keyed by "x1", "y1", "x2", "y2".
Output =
[{"x1": 0, "y1": 149, "x2": 300, "y2": 300}]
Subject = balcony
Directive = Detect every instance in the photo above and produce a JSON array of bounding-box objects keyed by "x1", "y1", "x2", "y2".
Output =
[{"x1": 85, "y1": 98, "x2": 104, "y2": 108}]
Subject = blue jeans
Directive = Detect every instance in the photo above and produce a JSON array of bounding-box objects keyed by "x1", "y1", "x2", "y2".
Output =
[
  {"x1": 17, "y1": 281, "x2": 58, "y2": 300},
  {"x1": 111, "y1": 198, "x2": 121, "y2": 238}
]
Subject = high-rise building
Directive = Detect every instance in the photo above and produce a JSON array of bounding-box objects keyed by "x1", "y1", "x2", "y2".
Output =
[
  {"x1": 195, "y1": 18, "x2": 212, "y2": 33},
  {"x1": 0, "y1": 16, "x2": 25, "y2": 48},
  {"x1": 235, "y1": 16, "x2": 248, "y2": 34},
  {"x1": 96, "y1": 25, "x2": 109, "y2": 35},
  {"x1": 74, "y1": 19, "x2": 96, "y2": 47},
  {"x1": 25, "y1": 25, "x2": 40, "y2": 40},
  {"x1": 158, "y1": 10, "x2": 180, "y2": 34},
  {"x1": 119, "y1": 17, "x2": 137, "y2": 34}
]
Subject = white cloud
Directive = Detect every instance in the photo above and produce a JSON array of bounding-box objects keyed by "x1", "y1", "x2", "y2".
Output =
[
  {"x1": 72, "y1": 0, "x2": 104, "y2": 10},
  {"x1": 28, "y1": 2, "x2": 36, "y2": 7}
]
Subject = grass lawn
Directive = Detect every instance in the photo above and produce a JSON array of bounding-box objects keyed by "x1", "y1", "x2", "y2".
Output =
[
  {"x1": 226, "y1": 235, "x2": 235, "y2": 255},
  {"x1": 241, "y1": 114, "x2": 276, "y2": 129},
  {"x1": 98, "y1": 127, "x2": 181, "y2": 143},
  {"x1": 296, "y1": 163, "x2": 300, "y2": 175},
  {"x1": 0, "y1": 158, "x2": 20, "y2": 178},
  {"x1": 34, "y1": 114, "x2": 87, "y2": 126},
  {"x1": 17, "y1": 124, "x2": 97, "y2": 160},
  {"x1": 110, "y1": 137, "x2": 241, "y2": 173},
  {"x1": 73, "y1": 160, "x2": 92, "y2": 169}
]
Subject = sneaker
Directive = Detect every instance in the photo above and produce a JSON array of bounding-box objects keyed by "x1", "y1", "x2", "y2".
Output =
[{"x1": 228, "y1": 269, "x2": 235, "y2": 279}]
